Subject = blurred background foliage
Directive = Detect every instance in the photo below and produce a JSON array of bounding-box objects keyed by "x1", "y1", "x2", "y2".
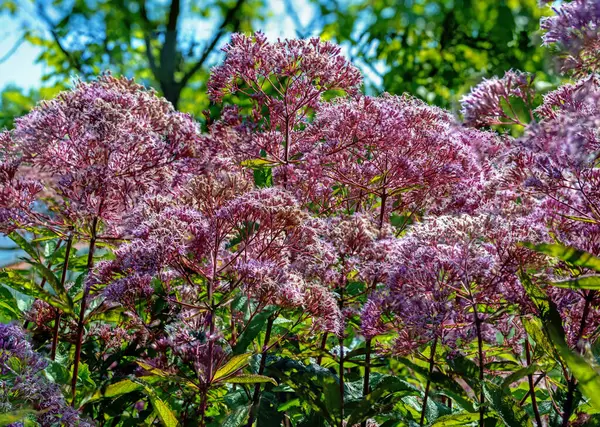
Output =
[{"x1": 0, "y1": 0, "x2": 557, "y2": 127}]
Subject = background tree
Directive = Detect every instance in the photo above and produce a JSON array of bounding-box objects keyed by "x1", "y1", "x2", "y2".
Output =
[
  {"x1": 0, "y1": 0, "x2": 557, "y2": 120},
  {"x1": 311, "y1": 0, "x2": 556, "y2": 108},
  {"x1": 0, "y1": 0, "x2": 267, "y2": 113}
]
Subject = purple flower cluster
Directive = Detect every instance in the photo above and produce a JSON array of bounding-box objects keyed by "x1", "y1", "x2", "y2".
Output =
[
  {"x1": 460, "y1": 70, "x2": 535, "y2": 128},
  {"x1": 541, "y1": 0, "x2": 600, "y2": 76},
  {"x1": 0, "y1": 74, "x2": 198, "y2": 232},
  {"x1": 0, "y1": 323, "x2": 91, "y2": 426},
  {"x1": 4, "y1": 15, "x2": 600, "y2": 424}
]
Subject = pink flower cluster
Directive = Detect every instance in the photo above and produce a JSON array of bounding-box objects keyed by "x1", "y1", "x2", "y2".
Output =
[
  {"x1": 3, "y1": 13, "x2": 600, "y2": 422},
  {"x1": 0, "y1": 74, "x2": 198, "y2": 232},
  {"x1": 541, "y1": 0, "x2": 600, "y2": 76}
]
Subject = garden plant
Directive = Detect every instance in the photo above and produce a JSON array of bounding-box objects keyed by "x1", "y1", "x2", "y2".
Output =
[{"x1": 1, "y1": 0, "x2": 600, "y2": 426}]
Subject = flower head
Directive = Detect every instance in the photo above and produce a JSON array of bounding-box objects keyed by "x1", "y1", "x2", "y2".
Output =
[
  {"x1": 541, "y1": 0, "x2": 600, "y2": 76},
  {"x1": 0, "y1": 323, "x2": 92, "y2": 426},
  {"x1": 0, "y1": 74, "x2": 198, "y2": 229},
  {"x1": 461, "y1": 70, "x2": 535, "y2": 128}
]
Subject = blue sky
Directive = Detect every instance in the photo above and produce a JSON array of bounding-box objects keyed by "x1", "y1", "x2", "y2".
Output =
[
  {"x1": 0, "y1": 0, "x2": 316, "y2": 91},
  {"x1": 0, "y1": 13, "x2": 44, "y2": 89}
]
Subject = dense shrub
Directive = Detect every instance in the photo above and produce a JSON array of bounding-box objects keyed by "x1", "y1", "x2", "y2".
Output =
[{"x1": 1, "y1": 1, "x2": 600, "y2": 426}]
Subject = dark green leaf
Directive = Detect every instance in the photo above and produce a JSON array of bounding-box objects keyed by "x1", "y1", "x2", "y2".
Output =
[{"x1": 483, "y1": 381, "x2": 533, "y2": 427}]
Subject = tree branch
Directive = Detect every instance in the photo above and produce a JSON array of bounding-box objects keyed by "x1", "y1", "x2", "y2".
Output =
[
  {"x1": 35, "y1": 1, "x2": 82, "y2": 73},
  {"x1": 0, "y1": 36, "x2": 25, "y2": 64},
  {"x1": 178, "y1": 0, "x2": 246, "y2": 89},
  {"x1": 139, "y1": 0, "x2": 159, "y2": 78}
]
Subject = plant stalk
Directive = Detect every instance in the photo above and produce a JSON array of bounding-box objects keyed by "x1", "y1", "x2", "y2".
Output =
[
  {"x1": 420, "y1": 337, "x2": 438, "y2": 426},
  {"x1": 361, "y1": 188, "x2": 387, "y2": 427},
  {"x1": 525, "y1": 340, "x2": 543, "y2": 427},
  {"x1": 245, "y1": 314, "x2": 276, "y2": 427},
  {"x1": 71, "y1": 217, "x2": 98, "y2": 406},
  {"x1": 339, "y1": 285, "x2": 345, "y2": 427},
  {"x1": 316, "y1": 332, "x2": 328, "y2": 365},
  {"x1": 51, "y1": 233, "x2": 73, "y2": 360},
  {"x1": 473, "y1": 305, "x2": 485, "y2": 427},
  {"x1": 200, "y1": 239, "x2": 220, "y2": 426},
  {"x1": 562, "y1": 291, "x2": 593, "y2": 426}
]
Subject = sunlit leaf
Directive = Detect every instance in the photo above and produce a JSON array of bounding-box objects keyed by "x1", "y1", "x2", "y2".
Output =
[
  {"x1": 222, "y1": 374, "x2": 277, "y2": 386},
  {"x1": 213, "y1": 353, "x2": 251, "y2": 382}
]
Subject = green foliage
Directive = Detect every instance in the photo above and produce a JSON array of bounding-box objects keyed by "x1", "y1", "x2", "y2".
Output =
[{"x1": 313, "y1": 0, "x2": 556, "y2": 107}]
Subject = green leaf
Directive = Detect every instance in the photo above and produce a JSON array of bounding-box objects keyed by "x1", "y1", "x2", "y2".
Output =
[
  {"x1": 89, "y1": 379, "x2": 143, "y2": 402},
  {"x1": 222, "y1": 374, "x2": 278, "y2": 386},
  {"x1": 522, "y1": 272, "x2": 600, "y2": 411},
  {"x1": 45, "y1": 361, "x2": 70, "y2": 385},
  {"x1": 549, "y1": 331, "x2": 600, "y2": 412},
  {"x1": 253, "y1": 166, "x2": 273, "y2": 188},
  {"x1": 484, "y1": 382, "x2": 533, "y2": 427},
  {"x1": 29, "y1": 261, "x2": 73, "y2": 309},
  {"x1": 0, "y1": 409, "x2": 37, "y2": 426},
  {"x1": 346, "y1": 376, "x2": 419, "y2": 425},
  {"x1": 431, "y1": 412, "x2": 480, "y2": 426},
  {"x1": 213, "y1": 353, "x2": 251, "y2": 382},
  {"x1": 136, "y1": 361, "x2": 199, "y2": 390},
  {"x1": 233, "y1": 309, "x2": 275, "y2": 355},
  {"x1": 523, "y1": 242, "x2": 600, "y2": 272},
  {"x1": 0, "y1": 270, "x2": 73, "y2": 315},
  {"x1": 145, "y1": 389, "x2": 179, "y2": 427},
  {"x1": 269, "y1": 359, "x2": 337, "y2": 423},
  {"x1": 241, "y1": 158, "x2": 275, "y2": 168},
  {"x1": 8, "y1": 232, "x2": 39, "y2": 261},
  {"x1": 500, "y1": 363, "x2": 539, "y2": 389},
  {"x1": 222, "y1": 406, "x2": 250, "y2": 427},
  {"x1": 0, "y1": 286, "x2": 21, "y2": 320},
  {"x1": 551, "y1": 275, "x2": 600, "y2": 290}
]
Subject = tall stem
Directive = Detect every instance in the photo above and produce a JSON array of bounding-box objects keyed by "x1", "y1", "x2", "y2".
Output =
[
  {"x1": 71, "y1": 217, "x2": 98, "y2": 406},
  {"x1": 420, "y1": 337, "x2": 438, "y2": 426},
  {"x1": 473, "y1": 304, "x2": 485, "y2": 427},
  {"x1": 525, "y1": 340, "x2": 543, "y2": 427},
  {"x1": 362, "y1": 189, "x2": 387, "y2": 427},
  {"x1": 362, "y1": 337, "x2": 372, "y2": 392},
  {"x1": 316, "y1": 332, "x2": 328, "y2": 365},
  {"x1": 338, "y1": 286, "x2": 345, "y2": 427},
  {"x1": 200, "y1": 236, "x2": 220, "y2": 426},
  {"x1": 245, "y1": 315, "x2": 275, "y2": 427},
  {"x1": 51, "y1": 233, "x2": 73, "y2": 360},
  {"x1": 562, "y1": 291, "x2": 593, "y2": 426}
]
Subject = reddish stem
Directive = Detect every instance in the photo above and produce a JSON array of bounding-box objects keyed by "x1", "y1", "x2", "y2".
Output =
[
  {"x1": 71, "y1": 217, "x2": 98, "y2": 406},
  {"x1": 51, "y1": 233, "x2": 73, "y2": 361}
]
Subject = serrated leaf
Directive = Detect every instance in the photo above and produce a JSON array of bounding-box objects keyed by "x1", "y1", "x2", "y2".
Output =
[
  {"x1": 233, "y1": 309, "x2": 275, "y2": 355},
  {"x1": 522, "y1": 272, "x2": 600, "y2": 411},
  {"x1": 29, "y1": 261, "x2": 73, "y2": 310},
  {"x1": 136, "y1": 361, "x2": 199, "y2": 390},
  {"x1": 346, "y1": 376, "x2": 419, "y2": 425},
  {"x1": 146, "y1": 390, "x2": 179, "y2": 427},
  {"x1": 500, "y1": 363, "x2": 539, "y2": 389},
  {"x1": 223, "y1": 374, "x2": 277, "y2": 386},
  {"x1": 213, "y1": 353, "x2": 251, "y2": 382},
  {"x1": 241, "y1": 158, "x2": 274, "y2": 168},
  {"x1": 0, "y1": 270, "x2": 72, "y2": 315},
  {"x1": 0, "y1": 286, "x2": 21, "y2": 320},
  {"x1": 45, "y1": 361, "x2": 70, "y2": 385},
  {"x1": 222, "y1": 405, "x2": 249, "y2": 427}
]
